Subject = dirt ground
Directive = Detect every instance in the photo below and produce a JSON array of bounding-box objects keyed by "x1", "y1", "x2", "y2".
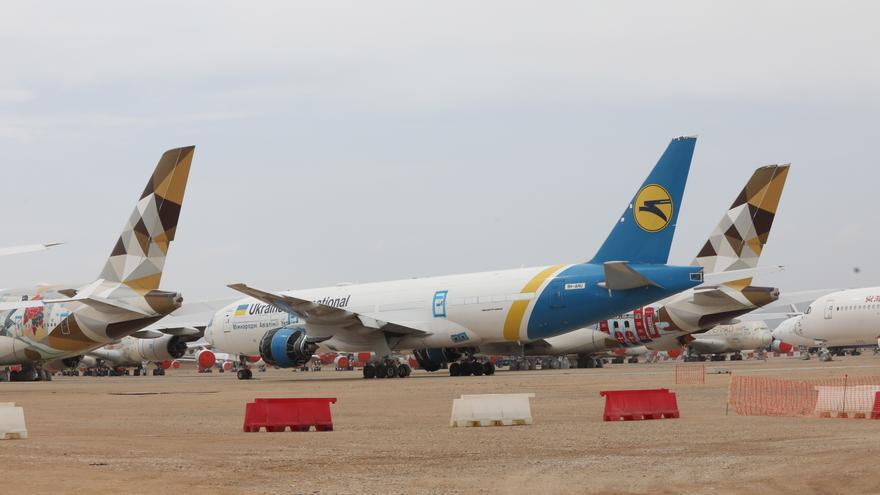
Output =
[{"x1": 2, "y1": 355, "x2": 880, "y2": 495}]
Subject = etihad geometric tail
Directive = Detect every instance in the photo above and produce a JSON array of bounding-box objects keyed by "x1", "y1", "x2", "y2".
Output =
[
  {"x1": 692, "y1": 164, "x2": 789, "y2": 287},
  {"x1": 98, "y1": 146, "x2": 195, "y2": 293}
]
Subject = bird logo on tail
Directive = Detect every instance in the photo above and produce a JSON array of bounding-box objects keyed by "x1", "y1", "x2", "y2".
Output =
[{"x1": 634, "y1": 184, "x2": 674, "y2": 232}]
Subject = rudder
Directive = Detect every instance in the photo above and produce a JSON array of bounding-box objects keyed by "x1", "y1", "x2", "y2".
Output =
[
  {"x1": 591, "y1": 136, "x2": 697, "y2": 265},
  {"x1": 692, "y1": 164, "x2": 790, "y2": 282},
  {"x1": 98, "y1": 146, "x2": 195, "y2": 292}
]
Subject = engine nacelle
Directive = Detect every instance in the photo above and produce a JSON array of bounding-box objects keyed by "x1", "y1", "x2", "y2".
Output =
[
  {"x1": 772, "y1": 339, "x2": 793, "y2": 353},
  {"x1": 137, "y1": 335, "x2": 188, "y2": 362},
  {"x1": 334, "y1": 355, "x2": 350, "y2": 369},
  {"x1": 196, "y1": 349, "x2": 217, "y2": 370},
  {"x1": 61, "y1": 356, "x2": 83, "y2": 369},
  {"x1": 259, "y1": 327, "x2": 318, "y2": 368},
  {"x1": 412, "y1": 348, "x2": 463, "y2": 372}
]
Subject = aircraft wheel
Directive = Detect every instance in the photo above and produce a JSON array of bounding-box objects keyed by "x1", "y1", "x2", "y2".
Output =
[
  {"x1": 363, "y1": 364, "x2": 376, "y2": 379},
  {"x1": 459, "y1": 361, "x2": 473, "y2": 376},
  {"x1": 397, "y1": 364, "x2": 411, "y2": 378},
  {"x1": 237, "y1": 369, "x2": 250, "y2": 380},
  {"x1": 449, "y1": 362, "x2": 461, "y2": 377},
  {"x1": 374, "y1": 363, "x2": 387, "y2": 379},
  {"x1": 483, "y1": 362, "x2": 495, "y2": 375},
  {"x1": 384, "y1": 364, "x2": 397, "y2": 379},
  {"x1": 0, "y1": 369, "x2": 9, "y2": 382}
]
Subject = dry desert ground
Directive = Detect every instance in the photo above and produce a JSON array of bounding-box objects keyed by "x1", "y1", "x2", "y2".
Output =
[{"x1": 2, "y1": 355, "x2": 880, "y2": 495}]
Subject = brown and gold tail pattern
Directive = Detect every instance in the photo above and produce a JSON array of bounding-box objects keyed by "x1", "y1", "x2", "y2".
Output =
[
  {"x1": 98, "y1": 146, "x2": 195, "y2": 292},
  {"x1": 692, "y1": 164, "x2": 789, "y2": 278}
]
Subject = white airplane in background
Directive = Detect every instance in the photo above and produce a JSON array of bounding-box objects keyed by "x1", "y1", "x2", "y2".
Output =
[
  {"x1": 773, "y1": 288, "x2": 880, "y2": 350},
  {"x1": 208, "y1": 137, "x2": 709, "y2": 379},
  {"x1": 0, "y1": 243, "x2": 63, "y2": 257},
  {"x1": 683, "y1": 320, "x2": 774, "y2": 361},
  {"x1": 68, "y1": 298, "x2": 236, "y2": 376}
]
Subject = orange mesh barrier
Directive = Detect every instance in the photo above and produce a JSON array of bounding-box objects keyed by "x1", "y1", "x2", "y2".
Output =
[
  {"x1": 675, "y1": 364, "x2": 705, "y2": 385},
  {"x1": 728, "y1": 374, "x2": 880, "y2": 418}
]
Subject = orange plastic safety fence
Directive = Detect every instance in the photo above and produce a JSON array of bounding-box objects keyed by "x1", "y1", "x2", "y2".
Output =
[
  {"x1": 675, "y1": 364, "x2": 705, "y2": 385},
  {"x1": 728, "y1": 374, "x2": 880, "y2": 418}
]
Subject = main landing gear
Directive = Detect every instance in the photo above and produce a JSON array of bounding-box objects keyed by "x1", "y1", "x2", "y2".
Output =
[
  {"x1": 362, "y1": 361, "x2": 412, "y2": 379},
  {"x1": 576, "y1": 355, "x2": 604, "y2": 369},
  {"x1": 0, "y1": 366, "x2": 52, "y2": 382},
  {"x1": 448, "y1": 359, "x2": 495, "y2": 377}
]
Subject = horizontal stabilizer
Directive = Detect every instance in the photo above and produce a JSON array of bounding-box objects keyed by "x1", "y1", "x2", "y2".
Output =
[
  {"x1": 691, "y1": 287, "x2": 742, "y2": 307},
  {"x1": 701, "y1": 265, "x2": 784, "y2": 285},
  {"x1": 599, "y1": 262, "x2": 663, "y2": 291},
  {"x1": 76, "y1": 296, "x2": 154, "y2": 316}
]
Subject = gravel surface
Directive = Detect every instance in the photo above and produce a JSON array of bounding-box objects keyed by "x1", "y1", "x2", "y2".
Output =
[{"x1": 2, "y1": 355, "x2": 879, "y2": 494}]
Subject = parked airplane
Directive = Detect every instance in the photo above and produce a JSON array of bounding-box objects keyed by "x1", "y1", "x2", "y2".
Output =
[
  {"x1": 0, "y1": 146, "x2": 195, "y2": 381},
  {"x1": 683, "y1": 320, "x2": 772, "y2": 361},
  {"x1": 498, "y1": 164, "x2": 790, "y2": 368},
  {"x1": 208, "y1": 136, "x2": 705, "y2": 379},
  {"x1": 773, "y1": 288, "x2": 880, "y2": 349},
  {"x1": 0, "y1": 243, "x2": 62, "y2": 257},
  {"x1": 78, "y1": 298, "x2": 234, "y2": 376}
]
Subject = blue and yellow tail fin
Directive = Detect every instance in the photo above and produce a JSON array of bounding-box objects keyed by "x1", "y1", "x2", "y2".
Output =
[{"x1": 591, "y1": 136, "x2": 697, "y2": 265}]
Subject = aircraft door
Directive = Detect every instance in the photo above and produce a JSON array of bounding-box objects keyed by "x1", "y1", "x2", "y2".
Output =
[
  {"x1": 224, "y1": 312, "x2": 231, "y2": 332},
  {"x1": 824, "y1": 300, "x2": 834, "y2": 320}
]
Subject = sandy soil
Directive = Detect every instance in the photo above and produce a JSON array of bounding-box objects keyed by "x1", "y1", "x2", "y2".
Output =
[{"x1": 2, "y1": 355, "x2": 880, "y2": 495}]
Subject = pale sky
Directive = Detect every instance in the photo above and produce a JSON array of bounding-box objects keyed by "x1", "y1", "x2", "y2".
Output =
[{"x1": 1, "y1": 1, "x2": 878, "y2": 301}]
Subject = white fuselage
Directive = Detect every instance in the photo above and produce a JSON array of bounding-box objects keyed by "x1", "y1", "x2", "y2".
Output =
[
  {"x1": 773, "y1": 287, "x2": 880, "y2": 347},
  {"x1": 688, "y1": 321, "x2": 772, "y2": 354},
  {"x1": 206, "y1": 263, "x2": 699, "y2": 359}
]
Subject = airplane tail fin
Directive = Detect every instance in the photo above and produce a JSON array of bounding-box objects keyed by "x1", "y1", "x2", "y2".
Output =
[
  {"x1": 591, "y1": 136, "x2": 697, "y2": 265},
  {"x1": 98, "y1": 146, "x2": 195, "y2": 293},
  {"x1": 692, "y1": 164, "x2": 790, "y2": 287}
]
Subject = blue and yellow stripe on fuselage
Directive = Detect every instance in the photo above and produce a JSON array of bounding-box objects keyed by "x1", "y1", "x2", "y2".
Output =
[{"x1": 505, "y1": 263, "x2": 703, "y2": 341}]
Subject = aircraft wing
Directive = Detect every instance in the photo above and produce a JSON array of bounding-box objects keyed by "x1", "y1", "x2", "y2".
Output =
[
  {"x1": 228, "y1": 283, "x2": 429, "y2": 337},
  {"x1": 128, "y1": 300, "x2": 233, "y2": 340},
  {"x1": 0, "y1": 242, "x2": 62, "y2": 257}
]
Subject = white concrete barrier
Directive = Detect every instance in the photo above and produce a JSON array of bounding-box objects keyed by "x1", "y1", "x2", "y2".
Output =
[
  {"x1": 0, "y1": 403, "x2": 27, "y2": 440},
  {"x1": 450, "y1": 393, "x2": 535, "y2": 427},
  {"x1": 814, "y1": 385, "x2": 880, "y2": 416}
]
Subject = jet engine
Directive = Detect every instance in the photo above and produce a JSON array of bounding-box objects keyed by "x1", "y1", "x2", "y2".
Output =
[
  {"x1": 258, "y1": 327, "x2": 319, "y2": 368},
  {"x1": 61, "y1": 356, "x2": 83, "y2": 369},
  {"x1": 772, "y1": 339, "x2": 793, "y2": 353},
  {"x1": 412, "y1": 348, "x2": 462, "y2": 372},
  {"x1": 334, "y1": 355, "x2": 350, "y2": 369},
  {"x1": 196, "y1": 349, "x2": 216, "y2": 370},
  {"x1": 136, "y1": 335, "x2": 188, "y2": 362}
]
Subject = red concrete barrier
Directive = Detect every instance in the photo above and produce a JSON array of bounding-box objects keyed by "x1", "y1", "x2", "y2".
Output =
[
  {"x1": 600, "y1": 389, "x2": 680, "y2": 421},
  {"x1": 244, "y1": 398, "x2": 337, "y2": 432},
  {"x1": 872, "y1": 392, "x2": 880, "y2": 420}
]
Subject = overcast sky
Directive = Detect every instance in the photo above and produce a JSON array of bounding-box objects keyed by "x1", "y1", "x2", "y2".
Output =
[{"x1": 1, "y1": 1, "x2": 878, "y2": 301}]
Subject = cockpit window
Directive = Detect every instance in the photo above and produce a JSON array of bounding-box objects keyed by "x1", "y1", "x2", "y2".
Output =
[{"x1": 805, "y1": 306, "x2": 812, "y2": 314}]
